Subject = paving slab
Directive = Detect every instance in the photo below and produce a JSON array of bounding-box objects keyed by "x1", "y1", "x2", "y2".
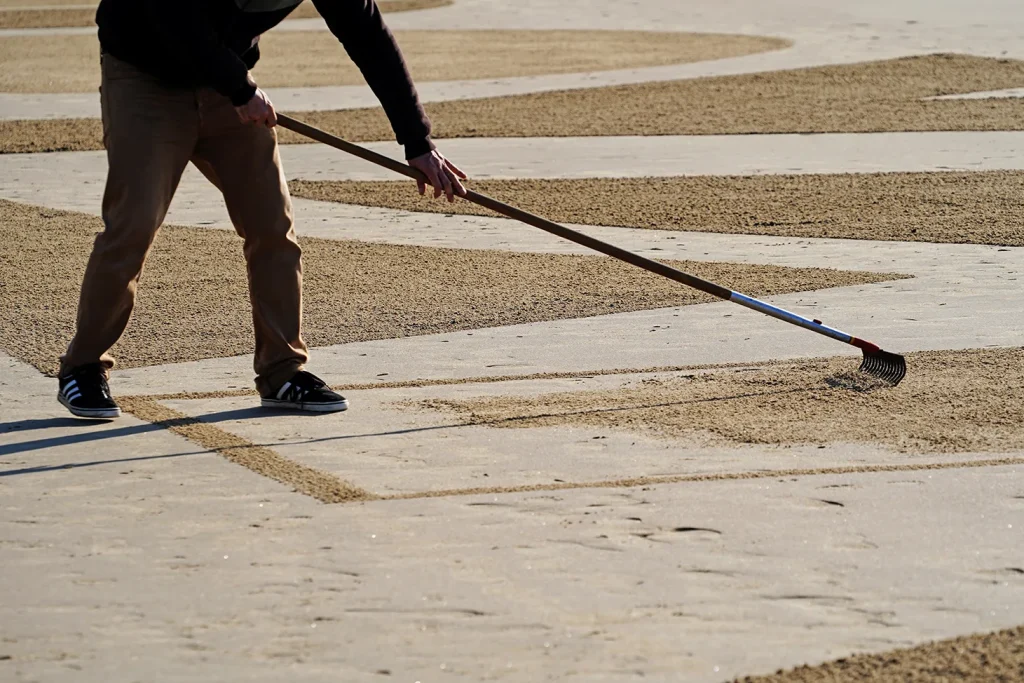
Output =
[
  {"x1": 156, "y1": 372, "x2": 1022, "y2": 498},
  {"x1": 4, "y1": 131, "x2": 1024, "y2": 216},
  {"x1": 4, "y1": 344, "x2": 1023, "y2": 681}
]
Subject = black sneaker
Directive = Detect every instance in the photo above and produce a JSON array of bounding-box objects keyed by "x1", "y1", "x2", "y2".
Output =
[
  {"x1": 261, "y1": 370, "x2": 349, "y2": 413},
  {"x1": 58, "y1": 363, "x2": 121, "y2": 419}
]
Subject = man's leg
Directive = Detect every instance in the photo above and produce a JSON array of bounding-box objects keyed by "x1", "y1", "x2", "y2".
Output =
[
  {"x1": 60, "y1": 55, "x2": 198, "y2": 378},
  {"x1": 190, "y1": 90, "x2": 308, "y2": 397}
]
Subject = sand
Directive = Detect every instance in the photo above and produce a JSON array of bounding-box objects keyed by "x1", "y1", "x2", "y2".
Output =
[
  {"x1": 0, "y1": 117, "x2": 101, "y2": 154},
  {"x1": 110, "y1": 351, "x2": 1024, "y2": 505},
  {"x1": 0, "y1": 0, "x2": 453, "y2": 29},
  {"x1": 427, "y1": 347, "x2": 1024, "y2": 454},
  {"x1": 732, "y1": 625, "x2": 1024, "y2": 683},
  {"x1": 0, "y1": 199, "x2": 900, "y2": 375},
  {"x1": 6, "y1": 53, "x2": 1024, "y2": 155},
  {"x1": 290, "y1": 171, "x2": 1024, "y2": 246},
  {"x1": 120, "y1": 397, "x2": 374, "y2": 503},
  {"x1": 0, "y1": 30, "x2": 785, "y2": 93},
  {"x1": 0, "y1": 0, "x2": 89, "y2": 6},
  {"x1": 283, "y1": 53, "x2": 1024, "y2": 142},
  {"x1": 116, "y1": 390, "x2": 1024, "y2": 506},
  {"x1": 0, "y1": 7, "x2": 94, "y2": 28}
]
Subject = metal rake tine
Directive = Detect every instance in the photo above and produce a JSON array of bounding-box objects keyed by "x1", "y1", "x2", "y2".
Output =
[{"x1": 859, "y1": 350, "x2": 906, "y2": 386}]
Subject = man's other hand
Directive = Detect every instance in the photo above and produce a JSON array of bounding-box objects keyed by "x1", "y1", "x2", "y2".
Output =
[
  {"x1": 409, "y1": 150, "x2": 467, "y2": 202},
  {"x1": 236, "y1": 88, "x2": 277, "y2": 127}
]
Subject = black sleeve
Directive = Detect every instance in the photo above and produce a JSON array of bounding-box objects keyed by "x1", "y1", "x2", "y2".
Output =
[
  {"x1": 143, "y1": 0, "x2": 257, "y2": 106},
  {"x1": 312, "y1": 0, "x2": 434, "y2": 158}
]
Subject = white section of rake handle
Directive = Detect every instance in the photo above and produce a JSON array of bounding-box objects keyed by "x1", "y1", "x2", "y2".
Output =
[{"x1": 728, "y1": 292, "x2": 854, "y2": 345}]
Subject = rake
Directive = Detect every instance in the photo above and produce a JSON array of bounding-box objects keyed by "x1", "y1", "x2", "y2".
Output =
[{"x1": 277, "y1": 115, "x2": 907, "y2": 386}]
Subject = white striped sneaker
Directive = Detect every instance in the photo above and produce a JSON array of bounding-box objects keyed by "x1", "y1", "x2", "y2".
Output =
[
  {"x1": 261, "y1": 370, "x2": 349, "y2": 413},
  {"x1": 58, "y1": 363, "x2": 121, "y2": 419}
]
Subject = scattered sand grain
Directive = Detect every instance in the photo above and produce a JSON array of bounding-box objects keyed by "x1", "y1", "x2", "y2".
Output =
[{"x1": 429, "y1": 348, "x2": 1024, "y2": 453}]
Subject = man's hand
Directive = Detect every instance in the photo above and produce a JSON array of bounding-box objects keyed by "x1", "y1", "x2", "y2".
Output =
[
  {"x1": 236, "y1": 88, "x2": 277, "y2": 127},
  {"x1": 409, "y1": 150, "x2": 467, "y2": 202}
]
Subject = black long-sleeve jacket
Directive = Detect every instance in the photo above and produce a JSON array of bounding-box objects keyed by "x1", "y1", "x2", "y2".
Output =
[{"x1": 96, "y1": 0, "x2": 434, "y2": 158}]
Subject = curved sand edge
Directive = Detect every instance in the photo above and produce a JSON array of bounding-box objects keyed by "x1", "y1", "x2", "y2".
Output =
[
  {"x1": 731, "y1": 624, "x2": 1024, "y2": 683},
  {"x1": 0, "y1": 30, "x2": 788, "y2": 93},
  {"x1": 4, "y1": 54, "x2": 1021, "y2": 155}
]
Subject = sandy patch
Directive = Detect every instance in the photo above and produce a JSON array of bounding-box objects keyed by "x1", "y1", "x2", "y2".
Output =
[
  {"x1": 0, "y1": 7, "x2": 93, "y2": 28},
  {"x1": 732, "y1": 625, "x2": 1024, "y2": 683},
  {"x1": 0, "y1": 199, "x2": 901, "y2": 375},
  {"x1": 285, "y1": 53, "x2": 1024, "y2": 142},
  {"x1": 0, "y1": 0, "x2": 88, "y2": 7},
  {"x1": 0, "y1": 0, "x2": 453, "y2": 29},
  {"x1": 7, "y1": 53, "x2": 1024, "y2": 155},
  {"x1": 290, "y1": 171, "x2": 1024, "y2": 246},
  {"x1": 0, "y1": 30, "x2": 785, "y2": 93},
  {"x1": 0, "y1": 117, "x2": 101, "y2": 154},
  {"x1": 426, "y1": 347, "x2": 1024, "y2": 454}
]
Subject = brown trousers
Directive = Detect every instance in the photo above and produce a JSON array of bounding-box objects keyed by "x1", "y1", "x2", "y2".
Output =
[{"x1": 61, "y1": 54, "x2": 308, "y2": 395}]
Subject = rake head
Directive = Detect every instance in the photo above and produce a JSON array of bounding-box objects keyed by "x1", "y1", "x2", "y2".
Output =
[{"x1": 858, "y1": 348, "x2": 907, "y2": 386}]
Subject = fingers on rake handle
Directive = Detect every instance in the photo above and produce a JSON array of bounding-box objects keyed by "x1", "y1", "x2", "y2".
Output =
[{"x1": 859, "y1": 349, "x2": 907, "y2": 386}]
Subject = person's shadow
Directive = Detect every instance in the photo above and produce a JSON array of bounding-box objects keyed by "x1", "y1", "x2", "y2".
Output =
[{"x1": 0, "y1": 417, "x2": 204, "y2": 476}]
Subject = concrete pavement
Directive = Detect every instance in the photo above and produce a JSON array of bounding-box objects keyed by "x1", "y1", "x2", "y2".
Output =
[{"x1": 2, "y1": 0, "x2": 1024, "y2": 680}]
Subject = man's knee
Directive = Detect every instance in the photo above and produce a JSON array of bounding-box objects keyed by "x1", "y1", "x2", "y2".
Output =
[{"x1": 88, "y1": 219, "x2": 158, "y2": 279}]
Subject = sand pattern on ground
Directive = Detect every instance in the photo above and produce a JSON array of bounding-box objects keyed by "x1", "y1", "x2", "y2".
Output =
[
  {"x1": 732, "y1": 625, "x2": 1024, "y2": 683},
  {"x1": 291, "y1": 171, "x2": 1024, "y2": 246},
  {"x1": 427, "y1": 348, "x2": 1024, "y2": 454},
  {"x1": 0, "y1": 200, "x2": 900, "y2": 375},
  {"x1": 316, "y1": 53, "x2": 1024, "y2": 140},
  {"x1": 114, "y1": 390, "x2": 1024, "y2": 504},
  {"x1": 0, "y1": 30, "x2": 785, "y2": 93},
  {"x1": 7, "y1": 53, "x2": 1024, "y2": 155},
  {"x1": 120, "y1": 397, "x2": 374, "y2": 503},
  {"x1": 0, "y1": 0, "x2": 453, "y2": 29}
]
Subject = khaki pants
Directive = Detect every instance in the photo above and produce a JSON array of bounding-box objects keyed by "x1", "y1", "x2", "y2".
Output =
[{"x1": 61, "y1": 54, "x2": 308, "y2": 395}]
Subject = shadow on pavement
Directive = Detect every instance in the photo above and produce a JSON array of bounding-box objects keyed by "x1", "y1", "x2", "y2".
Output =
[
  {"x1": 0, "y1": 450, "x2": 208, "y2": 477},
  {"x1": 0, "y1": 419, "x2": 162, "y2": 457}
]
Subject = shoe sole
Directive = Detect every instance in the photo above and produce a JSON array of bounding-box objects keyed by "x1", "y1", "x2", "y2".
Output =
[
  {"x1": 261, "y1": 398, "x2": 349, "y2": 413},
  {"x1": 58, "y1": 394, "x2": 121, "y2": 419}
]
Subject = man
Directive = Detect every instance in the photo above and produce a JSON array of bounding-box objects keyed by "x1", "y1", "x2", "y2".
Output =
[{"x1": 58, "y1": 0, "x2": 467, "y2": 419}]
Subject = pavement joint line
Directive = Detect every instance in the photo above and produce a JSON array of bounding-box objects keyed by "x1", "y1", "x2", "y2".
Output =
[
  {"x1": 377, "y1": 457, "x2": 1024, "y2": 501},
  {"x1": 113, "y1": 394, "x2": 1024, "y2": 504}
]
